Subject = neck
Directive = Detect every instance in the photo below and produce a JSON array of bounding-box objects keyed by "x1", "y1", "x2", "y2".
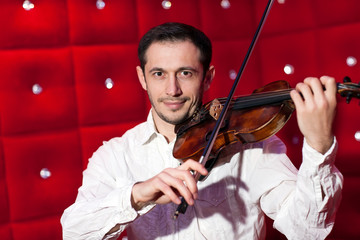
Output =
[{"x1": 151, "y1": 110, "x2": 177, "y2": 143}]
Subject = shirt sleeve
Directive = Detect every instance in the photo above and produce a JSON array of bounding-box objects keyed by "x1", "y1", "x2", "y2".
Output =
[
  {"x1": 60, "y1": 140, "x2": 155, "y2": 240},
  {"x1": 260, "y1": 137, "x2": 343, "y2": 239}
]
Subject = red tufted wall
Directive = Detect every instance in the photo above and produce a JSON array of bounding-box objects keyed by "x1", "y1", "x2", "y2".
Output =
[{"x1": 0, "y1": 0, "x2": 359, "y2": 239}]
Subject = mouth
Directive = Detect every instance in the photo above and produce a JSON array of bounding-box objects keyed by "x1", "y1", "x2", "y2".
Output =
[{"x1": 163, "y1": 100, "x2": 186, "y2": 111}]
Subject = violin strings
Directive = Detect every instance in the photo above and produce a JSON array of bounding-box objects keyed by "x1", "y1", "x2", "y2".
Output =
[
  {"x1": 234, "y1": 89, "x2": 293, "y2": 109},
  {"x1": 203, "y1": 89, "x2": 293, "y2": 114}
]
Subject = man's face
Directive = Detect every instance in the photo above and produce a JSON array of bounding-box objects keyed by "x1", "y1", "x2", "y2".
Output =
[{"x1": 137, "y1": 40, "x2": 213, "y2": 127}]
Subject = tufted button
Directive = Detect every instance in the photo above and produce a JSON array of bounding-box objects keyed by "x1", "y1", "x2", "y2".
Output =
[
  {"x1": 32, "y1": 84, "x2": 43, "y2": 95},
  {"x1": 355, "y1": 131, "x2": 360, "y2": 142},
  {"x1": 346, "y1": 56, "x2": 357, "y2": 67},
  {"x1": 96, "y1": 0, "x2": 105, "y2": 10},
  {"x1": 220, "y1": 0, "x2": 231, "y2": 9},
  {"x1": 105, "y1": 78, "x2": 114, "y2": 89},
  {"x1": 229, "y1": 69, "x2": 237, "y2": 80},
  {"x1": 23, "y1": 0, "x2": 34, "y2": 11},
  {"x1": 292, "y1": 136, "x2": 300, "y2": 145},
  {"x1": 40, "y1": 168, "x2": 51, "y2": 179},
  {"x1": 283, "y1": 64, "x2": 294, "y2": 75},
  {"x1": 162, "y1": 1, "x2": 172, "y2": 10}
]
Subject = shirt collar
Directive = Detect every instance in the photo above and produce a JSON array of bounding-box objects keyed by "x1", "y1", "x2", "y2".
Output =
[
  {"x1": 139, "y1": 110, "x2": 160, "y2": 145},
  {"x1": 140, "y1": 109, "x2": 178, "y2": 147}
]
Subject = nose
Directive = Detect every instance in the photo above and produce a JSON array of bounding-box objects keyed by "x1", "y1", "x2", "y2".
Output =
[{"x1": 166, "y1": 74, "x2": 182, "y2": 96}]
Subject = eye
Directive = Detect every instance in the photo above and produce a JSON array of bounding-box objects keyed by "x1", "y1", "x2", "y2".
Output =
[
  {"x1": 153, "y1": 71, "x2": 163, "y2": 77},
  {"x1": 179, "y1": 70, "x2": 193, "y2": 78}
]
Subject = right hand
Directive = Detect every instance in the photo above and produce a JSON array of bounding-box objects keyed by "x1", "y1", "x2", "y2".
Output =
[{"x1": 131, "y1": 159, "x2": 208, "y2": 210}]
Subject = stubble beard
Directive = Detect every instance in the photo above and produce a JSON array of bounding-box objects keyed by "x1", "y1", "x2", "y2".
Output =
[{"x1": 147, "y1": 92, "x2": 197, "y2": 125}]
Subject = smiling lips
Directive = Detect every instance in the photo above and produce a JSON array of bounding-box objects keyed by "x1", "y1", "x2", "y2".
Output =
[
  {"x1": 163, "y1": 100, "x2": 186, "y2": 110},
  {"x1": 159, "y1": 96, "x2": 190, "y2": 111}
]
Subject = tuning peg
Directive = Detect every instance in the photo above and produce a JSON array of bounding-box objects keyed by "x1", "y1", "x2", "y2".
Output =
[
  {"x1": 343, "y1": 76, "x2": 352, "y2": 83},
  {"x1": 346, "y1": 93, "x2": 352, "y2": 104}
]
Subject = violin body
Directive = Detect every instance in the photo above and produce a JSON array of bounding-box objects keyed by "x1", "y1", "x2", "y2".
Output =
[
  {"x1": 173, "y1": 78, "x2": 360, "y2": 162},
  {"x1": 173, "y1": 80, "x2": 295, "y2": 161}
]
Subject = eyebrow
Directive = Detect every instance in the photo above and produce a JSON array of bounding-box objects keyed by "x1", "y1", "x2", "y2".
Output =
[
  {"x1": 148, "y1": 66, "x2": 199, "y2": 73},
  {"x1": 178, "y1": 67, "x2": 199, "y2": 73},
  {"x1": 148, "y1": 67, "x2": 164, "y2": 73}
]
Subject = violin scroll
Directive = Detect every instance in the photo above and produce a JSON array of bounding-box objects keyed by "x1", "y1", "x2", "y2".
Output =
[{"x1": 338, "y1": 76, "x2": 360, "y2": 104}]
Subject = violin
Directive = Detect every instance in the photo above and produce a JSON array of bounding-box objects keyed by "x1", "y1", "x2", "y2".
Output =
[
  {"x1": 173, "y1": 0, "x2": 359, "y2": 218},
  {"x1": 173, "y1": 78, "x2": 360, "y2": 164}
]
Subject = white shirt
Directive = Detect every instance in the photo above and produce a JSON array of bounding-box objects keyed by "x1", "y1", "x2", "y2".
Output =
[{"x1": 61, "y1": 112, "x2": 343, "y2": 240}]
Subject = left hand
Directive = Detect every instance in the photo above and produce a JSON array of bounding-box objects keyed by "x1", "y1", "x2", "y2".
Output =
[{"x1": 290, "y1": 76, "x2": 337, "y2": 154}]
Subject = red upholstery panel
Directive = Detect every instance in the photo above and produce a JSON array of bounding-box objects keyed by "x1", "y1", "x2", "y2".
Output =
[
  {"x1": 258, "y1": 30, "x2": 320, "y2": 85},
  {"x1": 0, "y1": 139, "x2": 9, "y2": 225},
  {"x1": 200, "y1": 0, "x2": 255, "y2": 41},
  {"x1": 333, "y1": 101, "x2": 360, "y2": 176},
  {"x1": 4, "y1": 131, "x2": 82, "y2": 221},
  {"x1": 317, "y1": 23, "x2": 360, "y2": 81},
  {"x1": 313, "y1": 0, "x2": 360, "y2": 27},
  {"x1": 254, "y1": 0, "x2": 317, "y2": 36},
  {"x1": 315, "y1": 23, "x2": 360, "y2": 176},
  {"x1": 328, "y1": 177, "x2": 360, "y2": 239},
  {"x1": 0, "y1": 179, "x2": 9, "y2": 223},
  {"x1": 0, "y1": 48, "x2": 77, "y2": 135},
  {"x1": 0, "y1": 0, "x2": 69, "y2": 48},
  {"x1": 80, "y1": 122, "x2": 142, "y2": 169},
  {"x1": 12, "y1": 216, "x2": 62, "y2": 240},
  {"x1": 136, "y1": 0, "x2": 202, "y2": 36},
  {"x1": 73, "y1": 45, "x2": 147, "y2": 126},
  {"x1": 67, "y1": 0, "x2": 138, "y2": 45},
  {"x1": 0, "y1": 224, "x2": 12, "y2": 240},
  {"x1": 207, "y1": 40, "x2": 262, "y2": 101}
]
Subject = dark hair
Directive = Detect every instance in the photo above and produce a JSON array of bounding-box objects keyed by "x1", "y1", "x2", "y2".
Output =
[{"x1": 138, "y1": 22, "x2": 212, "y2": 74}]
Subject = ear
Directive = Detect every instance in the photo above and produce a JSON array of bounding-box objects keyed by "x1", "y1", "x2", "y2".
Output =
[
  {"x1": 204, "y1": 65, "x2": 215, "y2": 91},
  {"x1": 136, "y1": 66, "x2": 147, "y2": 91}
]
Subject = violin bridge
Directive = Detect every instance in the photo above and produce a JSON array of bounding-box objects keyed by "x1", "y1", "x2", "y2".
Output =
[{"x1": 209, "y1": 98, "x2": 223, "y2": 120}]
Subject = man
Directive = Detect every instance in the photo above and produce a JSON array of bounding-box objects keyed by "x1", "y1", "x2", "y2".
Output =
[{"x1": 61, "y1": 22, "x2": 343, "y2": 239}]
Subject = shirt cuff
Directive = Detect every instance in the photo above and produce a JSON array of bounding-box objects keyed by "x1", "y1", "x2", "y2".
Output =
[
  {"x1": 125, "y1": 182, "x2": 156, "y2": 216},
  {"x1": 99, "y1": 184, "x2": 156, "y2": 238},
  {"x1": 300, "y1": 136, "x2": 337, "y2": 177}
]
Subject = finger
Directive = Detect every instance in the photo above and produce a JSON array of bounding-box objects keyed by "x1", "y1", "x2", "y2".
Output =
[
  {"x1": 320, "y1": 76, "x2": 337, "y2": 103},
  {"x1": 304, "y1": 77, "x2": 326, "y2": 100},
  {"x1": 178, "y1": 159, "x2": 208, "y2": 176},
  {"x1": 163, "y1": 168, "x2": 198, "y2": 204},
  {"x1": 292, "y1": 81, "x2": 315, "y2": 108},
  {"x1": 297, "y1": 81, "x2": 312, "y2": 101},
  {"x1": 132, "y1": 176, "x2": 183, "y2": 207},
  {"x1": 176, "y1": 160, "x2": 208, "y2": 201},
  {"x1": 158, "y1": 170, "x2": 196, "y2": 205},
  {"x1": 320, "y1": 75, "x2": 336, "y2": 92},
  {"x1": 290, "y1": 89, "x2": 305, "y2": 109},
  {"x1": 152, "y1": 176, "x2": 183, "y2": 204}
]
